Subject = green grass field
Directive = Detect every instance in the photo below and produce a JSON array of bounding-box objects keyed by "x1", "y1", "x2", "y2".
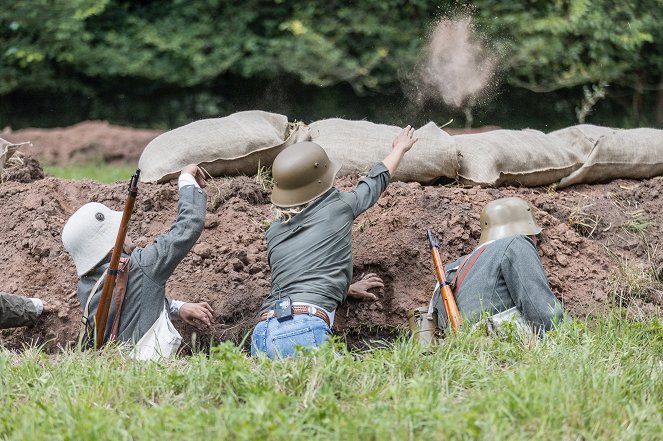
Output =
[
  {"x1": 44, "y1": 163, "x2": 138, "y2": 183},
  {"x1": 1, "y1": 312, "x2": 661, "y2": 440}
]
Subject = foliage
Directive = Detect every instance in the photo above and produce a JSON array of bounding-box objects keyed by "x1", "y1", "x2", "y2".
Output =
[
  {"x1": 1, "y1": 314, "x2": 662, "y2": 440},
  {"x1": 1, "y1": 0, "x2": 662, "y2": 126}
]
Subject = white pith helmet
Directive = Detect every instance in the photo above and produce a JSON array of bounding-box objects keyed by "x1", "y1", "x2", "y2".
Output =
[{"x1": 62, "y1": 202, "x2": 123, "y2": 276}]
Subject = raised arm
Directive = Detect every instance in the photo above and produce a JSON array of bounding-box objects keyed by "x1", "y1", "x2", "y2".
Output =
[
  {"x1": 382, "y1": 125, "x2": 417, "y2": 176},
  {"x1": 344, "y1": 125, "x2": 418, "y2": 217},
  {"x1": 133, "y1": 165, "x2": 207, "y2": 284}
]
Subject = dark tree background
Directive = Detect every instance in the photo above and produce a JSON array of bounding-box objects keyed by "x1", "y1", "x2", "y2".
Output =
[{"x1": 1, "y1": 0, "x2": 662, "y2": 130}]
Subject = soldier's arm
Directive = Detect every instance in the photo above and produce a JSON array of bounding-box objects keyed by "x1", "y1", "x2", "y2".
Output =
[
  {"x1": 343, "y1": 126, "x2": 417, "y2": 217},
  {"x1": 501, "y1": 236, "x2": 564, "y2": 332},
  {"x1": 133, "y1": 169, "x2": 207, "y2": 284}
]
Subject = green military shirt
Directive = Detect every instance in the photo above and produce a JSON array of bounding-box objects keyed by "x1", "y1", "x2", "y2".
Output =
[{"x1": 259, "y1": 163, "x2": 391, "y2": 314}]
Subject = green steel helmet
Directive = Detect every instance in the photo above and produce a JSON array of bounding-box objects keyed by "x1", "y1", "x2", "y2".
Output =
[
  {"x1": 271, "y1": 141, "x2": 341, "y2": 208},
  {"x1": 479, "y1": 197, "x2": 542, "y2": 244}
]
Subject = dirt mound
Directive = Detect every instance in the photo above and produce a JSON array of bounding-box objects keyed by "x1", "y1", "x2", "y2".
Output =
[
  {"x1": 1, "y1": 122, "x2": 161, "y2": 166},
  {"x1": 1, "y1": 153, "x2": 44, "y2": 183},
  {"x1": 0, "y1": 174, "x2": 661, "y2": 352}
]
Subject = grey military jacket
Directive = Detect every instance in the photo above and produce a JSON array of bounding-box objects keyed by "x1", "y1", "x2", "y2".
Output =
[
  {"x1": 442, "y1": 235, "x2": 564, "y2": 332},
  {"x1": 77, "y1": 184, "x2": 207, "y2": 344},
  {"x1": 0, "y1": 292, "x2": 38, "y2": 329},
  {"x1": 260, "y1": 163, "x2": 391, "y2": 314}
]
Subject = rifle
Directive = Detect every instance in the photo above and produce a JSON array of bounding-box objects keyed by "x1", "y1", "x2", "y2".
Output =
[
  {"x1": 426, "y1": 229, "x2": 462, "y2": 333},
  {"x1": 94, "y1": 169, "x2": 141, "y2": 349}
]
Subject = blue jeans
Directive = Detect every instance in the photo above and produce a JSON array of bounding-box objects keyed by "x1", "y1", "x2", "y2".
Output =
[{"x1": 251, "y1": 314, "x2": 331, "y2": 359}]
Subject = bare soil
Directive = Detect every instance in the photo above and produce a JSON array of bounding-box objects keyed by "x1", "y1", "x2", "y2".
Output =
[
  {"x1": 0, "y1": 121, "x2": 661, "y2": 352},
  {"x1": 2, "y1": 122, "x2": 161, "y2": 166}
]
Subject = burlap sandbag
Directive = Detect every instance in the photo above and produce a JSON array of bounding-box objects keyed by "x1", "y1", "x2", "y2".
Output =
[
  {"x1": 1, "y1": 138, "x2": 29, "y2": 169},
  {"x1": 455, "y1": 129, "x2": 584, "y2": 187},
  {"x1": 307, "y1": 119, "x2": 458, "y2": 183},
  {"x1": 548, "y1": 124, "x2": 616, "y2": 157},
  {"x1": 556, "y1": 127, "x2": 663, "y2": 188},
  {"x1": 138, "y1": 111, "x2": 305, "y2": 183}
]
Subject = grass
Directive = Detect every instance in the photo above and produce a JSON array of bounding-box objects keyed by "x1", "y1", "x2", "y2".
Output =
[
  {"x1": 567, "y1": 204, "x2": 600, "y2": 238},
  {"x1": 255, "y1": 160, "x2": 274, "y2": 191},
  {"x1": 44, "y1": 163, "x2": 138, "y2": 183},
  {"x1": 1, "y1": 313, "x2": 661, "y2": 441}
]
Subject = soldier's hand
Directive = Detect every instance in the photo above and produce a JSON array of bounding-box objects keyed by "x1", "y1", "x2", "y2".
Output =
[
  {"x1": 179, "y1": 302, "x2": 214, "y2": 328},
  {"x1": 392, "y1": 125, "x2": 417, "y2": 153},
  {"x1": 347, "y1": 273, "x2": 384, "y2": 301},
  {"x1": 181, "y1": 164, "x2": 207, "y2": 189}
]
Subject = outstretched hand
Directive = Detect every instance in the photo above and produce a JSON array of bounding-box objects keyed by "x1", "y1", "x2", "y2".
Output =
[
  {"x1": 383, "y1": 125, "x2": 417, "y2": 176},
  {"x1": 392, "y1": 125, "x2": 417, "y2": 153},
  {"x1": 348, "y1": 273, "x2": 384, "y2": 301},
  {"x1": 181, "y1": 164, "x2": 207, "y2": 189},
  {"x1": 179, "y1": 302, "x2": 214, "y2": 328}
]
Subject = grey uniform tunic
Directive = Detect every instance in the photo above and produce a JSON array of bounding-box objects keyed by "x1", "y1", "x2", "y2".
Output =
[
  {"x1": 77, "y1": 184, "x2": 207, "y2": 343},
  {"x1": 0, "y1": 293, "x2": 38, "y2": 329},
  {"x1": 259, "y1": 163, "x2": 391, "y2": 315},
  {"x1": 443, "y1": 235, "x2": 564, "y2": 332}
]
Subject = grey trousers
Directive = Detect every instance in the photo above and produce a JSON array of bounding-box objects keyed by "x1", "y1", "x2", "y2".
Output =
[{"x1": 0, "y1": 292, "x2": 38, "y2": 329}]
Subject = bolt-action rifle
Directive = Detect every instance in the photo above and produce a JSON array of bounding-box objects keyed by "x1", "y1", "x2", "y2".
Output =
[
  {"x1": 94, "y1": 169, "x2": 140, "y2": 349},
  {"x1": 426, "y1": 229, "x2": 462, "y2": 333}
]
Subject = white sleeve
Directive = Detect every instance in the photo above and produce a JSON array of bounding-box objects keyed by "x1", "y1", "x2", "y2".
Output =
[
  {"x1": 178, "y1": 173, "x2": 200, "y2": 189},
  {"x1": 169, "y1": 299, "x2": 186, "y2": 321},
  {"x1": 29, "y1": 298, "x2": 44, "y2": 316}
]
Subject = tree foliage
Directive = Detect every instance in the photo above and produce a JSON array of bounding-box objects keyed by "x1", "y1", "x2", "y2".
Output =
[{"x1": 1, "y1": 0, "x2": 662, "y2": 125}]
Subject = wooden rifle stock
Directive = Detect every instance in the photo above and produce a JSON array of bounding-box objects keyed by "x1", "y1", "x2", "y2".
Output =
[
  {"x1": 94, "y1": 169, "x2": 141, "y2": 349},
  {"x1": 427, "y1": 229, "x2": 462, "y2": 333}
]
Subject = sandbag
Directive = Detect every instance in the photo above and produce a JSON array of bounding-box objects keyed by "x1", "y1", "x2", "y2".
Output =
[
  {"x1": 308, "y1": 119, "x2": 458, "y2": 184},
  {"x1": 556, "y1": 127, "x2": 663, "y2": 188},
  {"x1": 138, "y1": 111, "x2": 306, "y2": 183},
  {"x1": 455, "y1": 129, "x2": 584, "y2": 187},
  {"x1": 548, "y1": 124, "x2": 616, "y2": 157}
]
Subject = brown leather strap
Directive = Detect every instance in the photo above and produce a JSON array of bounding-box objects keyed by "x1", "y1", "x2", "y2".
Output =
[
  {"x1": 258, "y1": 304, "x2": 330, "y2": 327},
  {"x1": 453, "y1": 243, "x2": 490, "y2": 294},
  {"x1": 109, "y1": 257, "x2": 131, "y2": 341}
]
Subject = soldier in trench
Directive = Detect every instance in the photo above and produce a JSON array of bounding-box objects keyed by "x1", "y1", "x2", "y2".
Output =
[
  {"x1": 251, "y1": 126, "x2": 418, "y2": 358},
  {"x1": 61, "y1": 164, "x2": 215, "y2": 359}
]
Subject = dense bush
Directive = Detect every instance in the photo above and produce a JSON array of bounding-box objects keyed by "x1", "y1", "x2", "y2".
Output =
[{"x1": 1, "y1": 0, "x2": 662, "y2": 128}]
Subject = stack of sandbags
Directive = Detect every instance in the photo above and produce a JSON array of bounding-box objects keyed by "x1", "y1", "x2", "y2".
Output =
[
  {"x1": 550, "y1": 125, "x2": 663, "y2": 188},
  {"x1": 454, "y1": 129, "x2": 584, "y2": 187},
  {"x1": 138, "y1": 111, "x2": 307, "y2": 183},
  {"x1": 307, "y1": 119, "x2": 458, "y2": 184}
]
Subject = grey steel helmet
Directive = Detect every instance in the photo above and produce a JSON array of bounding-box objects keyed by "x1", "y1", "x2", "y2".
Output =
[
  {"x1": 271, "y1": 141, "x2": 341, "y2": 208},
  {"x1": 479, "y1": 197, "x2": 542, "y2": 244}
]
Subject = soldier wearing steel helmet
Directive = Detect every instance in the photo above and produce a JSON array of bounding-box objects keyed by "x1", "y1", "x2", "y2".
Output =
[
  {"x1": 251, "y1": 126, "x2": 418, "y2": 358},
  {"x1": 438, "y1": 197, "x2": 564, "y2": 333}
]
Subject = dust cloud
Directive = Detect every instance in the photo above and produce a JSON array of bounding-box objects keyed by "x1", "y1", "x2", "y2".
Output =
[{"x1": 413, "y1": 16, "x2": 498, "y2": 109}]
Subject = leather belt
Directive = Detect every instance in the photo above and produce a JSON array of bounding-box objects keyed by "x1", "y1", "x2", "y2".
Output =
[{"x1": 258, "y1": 305, "x2": 330, "y2": 328}]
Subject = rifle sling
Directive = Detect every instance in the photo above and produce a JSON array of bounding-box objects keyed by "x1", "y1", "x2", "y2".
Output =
[
  {"x1": 109, "y1": 257, "x2": 131, "y2": 341},
  {"x1": 452, "y1": 243, "x2": 490, "y2": 295},
  {"x1": 78, "y1": 256, "x2": 131, "y2": 347}
]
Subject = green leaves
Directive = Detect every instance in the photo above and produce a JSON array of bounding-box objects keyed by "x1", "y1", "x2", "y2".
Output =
[{"x1": 0, "y1": 0, "x2": 661, "y2": 126}]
